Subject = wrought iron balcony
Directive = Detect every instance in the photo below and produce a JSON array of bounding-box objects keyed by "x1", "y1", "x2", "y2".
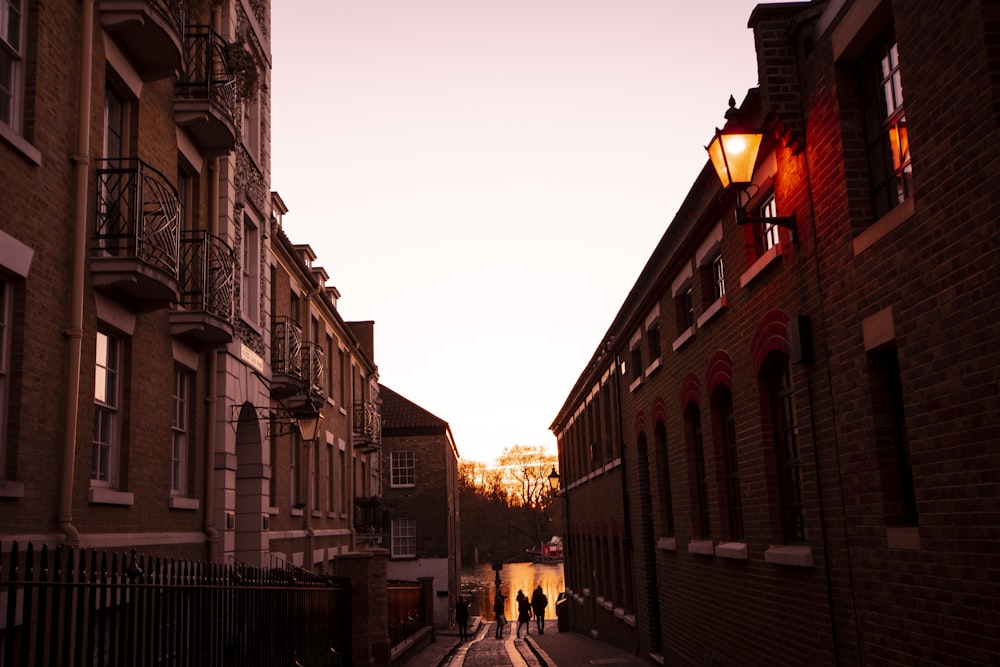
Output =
[
  {"x1": 353, "y1": 401, "x2": 382, "y2": 453},
  {"x1": 169, "y1": 230, "x2": 236, "y2": 348},
  {"x1": 353, "y1": 496, "x2": 388, "y2": 540},
  {"x1": 300, "y1": 342, "x2": 325, "y2": 398},
  {"x1": 92, "y1": 158, "x2": 180, "y2": 311},
  {"x1": 174, "y1": 26, "x2": 237, "y2": 157},
  {"x1": 271, "y1": 316, "x2": 304, "y2": 398},
  {"x1": 98, "y1": 0, "x2": 184, "y2": 81}
]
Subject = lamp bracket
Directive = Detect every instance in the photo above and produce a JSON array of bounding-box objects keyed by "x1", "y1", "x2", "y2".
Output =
[{"x1": 228, "y1": 403, "x2": 300, "y2": 438}]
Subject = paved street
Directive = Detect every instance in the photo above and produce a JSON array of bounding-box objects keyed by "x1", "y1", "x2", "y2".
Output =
[{"x1": 404, "y1": 618, "x2": 653, "y2": 667}]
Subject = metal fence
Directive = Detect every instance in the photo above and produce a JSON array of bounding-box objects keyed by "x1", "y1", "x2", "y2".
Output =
[{"x1": 0, "y1": 542, "x2": 350, "y2": 667}]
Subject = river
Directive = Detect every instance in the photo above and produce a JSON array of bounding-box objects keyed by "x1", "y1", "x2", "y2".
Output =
[{"x1": 460, "y1": 561, "x2": 565, "y2": 621}]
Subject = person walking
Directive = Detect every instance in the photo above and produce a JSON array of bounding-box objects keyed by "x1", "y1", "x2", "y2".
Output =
[
  {"x1": 516, "y1": 590, "x2": 532, "y2": 638},
  {"x1": 530, "y1": 585, "x2": 548, "y2": 634},
  {"x1": 493, "y1": 591, "x2": 507, "y2": 639},
  {"x1": 455, "y1": 595, "x2": 470, "y2": 642}
]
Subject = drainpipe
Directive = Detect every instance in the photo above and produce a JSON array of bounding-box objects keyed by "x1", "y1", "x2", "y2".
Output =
[
  {"x1": 204, "y1": 6, "x2": 224, "y2": 563},
  {"x1": 204, "y1": 155, "x2": 221, "y2": 561},
  {"x1": 59, "y1": 0, "x2": 95, "y2": 548}
]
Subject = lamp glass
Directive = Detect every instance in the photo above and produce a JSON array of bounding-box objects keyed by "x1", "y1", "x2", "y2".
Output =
[
  {"x1": 548, "y1": 467, "x2": 560, "y2": 491},
  {"x1": 707, "y1": 129, "x2": 762, "y2": 188},
  {"x1": 293, "y1": 401, "x2": 325, "y2": 441}
]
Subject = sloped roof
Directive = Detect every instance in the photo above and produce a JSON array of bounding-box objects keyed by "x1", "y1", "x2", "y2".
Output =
[{"x1": 379, "y1": 384, "x2": 449, "y2": 436}]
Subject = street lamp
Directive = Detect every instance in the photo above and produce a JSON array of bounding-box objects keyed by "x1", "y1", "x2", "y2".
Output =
[
  {"x1": 290, "y1": 395, "x2": 324, "y2": 442},
  {"x1": 706, "y1": 96, "x2": 796, "y2": 232},
  {"x1": 547, "y1": 467, "x2": 560, "y2": 492}
]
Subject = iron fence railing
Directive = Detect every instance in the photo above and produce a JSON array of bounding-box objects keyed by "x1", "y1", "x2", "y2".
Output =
[
  {"x1": 352, "y1": 401, "x2": 382, "y2": 448},
  {"x1": 178, "y1": 229, "x2": 236, "y2": 319},
  {"x1": 272, "y1": 316, "x2": 303, "y2": 378},
  {"x1": 301, "y1": 342, "x2": 324, "y2": 397},
  {"x1": 95, "y1": 158, "x2": 180, "y2": 279},
  {"x1": 0, "y1": 541, "x2": 351, "y2": 666},
  {"x1": 176, "y1": 25, "x2": 237, "y2": 122}
]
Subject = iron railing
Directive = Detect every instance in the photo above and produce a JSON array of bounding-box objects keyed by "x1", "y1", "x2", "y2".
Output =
[
  {"x1": 176, "y1": 25, "x2": 237, "y2": 122},
  {"x1": 0, "y1": 541, "x2": 351, "y2": 666},
  {"x1": 353, "y1": 495, "x2": 388, "y2": 539},
  {"x1": 178, "y1": 230, "x2": 236, "y2": 318},
  {"x1": 272, "y1": 316, "x2": 303, "y2": 378},
  {"x1": 352, "y1": 401, "x2": 382, "y2": 449},
  {"x1": 300, "y1": 342, "x2": 324, "y2": 397},
  {"x1": 95, "y1": 158, "x2": 180, "y2": 279}
]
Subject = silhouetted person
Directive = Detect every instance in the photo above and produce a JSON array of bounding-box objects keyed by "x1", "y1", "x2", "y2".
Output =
[
  {"x1": 493, "y1": 592, "x2": 507, "y2": 639},
  {"x1": 516, "y1": 590, "x2": 532, "y2": 638},
  {"x1": 531, "y1": 586, "x2": 548, "y2": 634},
  {"x1": 455, "y1": 596, "x2": 470, "y2": 642}
]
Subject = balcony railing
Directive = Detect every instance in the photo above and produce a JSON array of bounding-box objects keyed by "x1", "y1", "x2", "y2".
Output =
[
  {"x1": 92, "y1": 158, "x2": 180, "y2": 310},
  {"x1": 354, "y1": 496, "x2": 388, "y2": 539},
  {"x1": 98, "y1": 0, "x2": 184, "y2": 80},
  {"x1": 353, "y1": 401, "x2": 382, "y2": 452},
  {"x1": 175, "y1": 25, "x2": 237, "y2": 156},
  {"x1": 170, "y1": 230, "x2": 236, "y2": 347},
  {"x1": 300, "y1": 341, "x2": 324, "y2": 397},
  {"x1": 271, "y1": 316, "x2": 304, "y2": 397}
]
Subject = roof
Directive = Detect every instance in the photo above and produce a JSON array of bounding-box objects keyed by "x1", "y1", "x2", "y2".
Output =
[{"x1": 379, "y1": 384, "x2": 449, "y2": 435}]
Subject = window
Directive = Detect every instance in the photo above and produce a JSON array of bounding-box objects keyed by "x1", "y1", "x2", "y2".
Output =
[
  {"x1": 714, "y1": 388, "x2": 744, "y2": 541},
  {"x1": 711, "y1": 253, "x2": 725, "y2": 301},
  {"x1": 766, "y1": 356, "x2": 805, "y2": 543},
  {"x1": 0, "y1": 0, "x2": 25, "y2": 129},
  {"x1": 862, "y1": 31, "x2": 911, "y2": 219},
  {"x1": 646, "y1": 318, "x2": 661, "y2": 364},
  {"x1": 391, "y1": 450, "x2": 415, "y2": 487},
  {"x1": 290, "y1": 435, "x2": 302, "y2": 508},
  {"x1": 241, "y1": 214, "x2": 260, "y2": 324},
  {"x1": 868, "y1": 347, "x2": 917, "y2": 526},
  {"x1": 757, "y1": 193, "x2": 781, "y2": 254},
  {"x1": 676, "y1": 286, "x2": 694, "y2": 332},
  {"x1": 327, "y1": 443, "x2": 335, "y2": 513},
  {"x1": 0, "y1": 278, "x2": 9, "y2": 479},
  {"x1": 655, "y1": 421, "x2": 674, "y2": 537},
  {"x1": 629, "y1": 342, "x2": 642, "y2": 381},
  {"x1": 339, "y1": 448, "x2": 346, "y2": 513},
  {"x1": 171, "y1": 367, "x2": 191, "y2": 495},
  {"x1": 391, "y1": 517, "x2": 416, "y2": 557},
  {"x1": 242, "y1": 92, "x2": 260, "y2": 159},
  {"x1": 268, "y1": 426, "x2": 277, "y2": 507},
  {"x1": 104, "y1": 86, "x2": 126, "y2": 159},
  {"x1": 312, "y1": 438, "x2": 320, "y2": 511},
  {"x1": 685, "y1": 405, "x2": 710, "y2": 539},
  {"x1": 93, "y1": 331, "x2": 121, "y2": 486}
]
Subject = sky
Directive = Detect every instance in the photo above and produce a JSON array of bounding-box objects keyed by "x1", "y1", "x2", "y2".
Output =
[{"x1": 270, "y1": 1, "x2": 766, "y2": 464}]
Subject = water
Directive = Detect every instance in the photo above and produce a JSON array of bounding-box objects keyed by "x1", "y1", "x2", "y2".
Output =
[{"x1": 460, "y1": 562, "x2": 564, "y2": 621}]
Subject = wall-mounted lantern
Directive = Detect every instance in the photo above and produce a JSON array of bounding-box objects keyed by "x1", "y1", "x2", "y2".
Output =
[
  {"x1": 706, "y1": 96, "x2": 797, "y2": 232},
  {"x1": 548, "y1": 467, "x2": 560, "y2": 492}
]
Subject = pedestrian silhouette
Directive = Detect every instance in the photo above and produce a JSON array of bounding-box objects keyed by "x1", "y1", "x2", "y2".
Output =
[
  {"x1": 531, "y1": 585, "x2": 548, "y2": 634},
  {"x1": 456, "y1": 595, "x2": 470, "y2": 642},
  {"x1": 493, "y1": 591, "x2": 507, "y2": 639},
  {"x1": 516, "y1": 590, "x2": 532, "y2": 638}
]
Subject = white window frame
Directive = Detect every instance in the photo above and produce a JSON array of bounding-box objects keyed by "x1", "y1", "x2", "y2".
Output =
[
  {"x1": 759, "y1": 194, "x2": 781, "y2": 252},
  {"x1": 391, "y1": 517, "x2": 416, "y2": 558},
  {"x1": 93, "y1": 331, "x2": 121, "y2": 487},
  {"x1": 0, "y1": 0, "x2": 25, "y2": 131},
  {"x1": 171, "y1": 367, "x2": 190, "y2": 495},
  {"x1": 241, "y1": 213, "x2": 260, "y2": 326},
  {"x1": 390, "y1": 450, "x2": 415, "y2": 487}
]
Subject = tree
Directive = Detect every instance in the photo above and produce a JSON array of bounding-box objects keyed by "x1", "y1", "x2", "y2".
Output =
[{"x1": 495, "y1": 445, "x2": 557, "y2": 510}]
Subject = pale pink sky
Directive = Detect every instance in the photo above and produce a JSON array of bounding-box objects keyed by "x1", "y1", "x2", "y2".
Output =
[{"x1": 270, "y1": 1, "x2": 766, "y2": 463}]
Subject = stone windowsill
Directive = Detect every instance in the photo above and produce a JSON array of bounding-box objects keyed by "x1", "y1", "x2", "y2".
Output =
[
  {"x1": 696, "y1": 295, "x2": 726, "y2": 329},
  {"x1": 89, "y1": 486, "x2": 135, "y2": 506},
  {"x1": 688, "y1": 539, "x2": 715, "y2": 556},
  {"x1": 671, "y1": 325, "x2": 695, "y2": 352},
  {"x1": 714, "y1": 541, "x2": 748, "y2": 560},
  {"x1": 169, "y1": 495, "x2": 200, "y2": 510},
  {"x1": 764, "y1": 544, "x2": 813, "y2": 567},
  {"x1": 739, "y1": 242, "x2": 783, "y2": 288},
  {"x1": 656, "y1": 536, "x2": 677, "y2": 551}
]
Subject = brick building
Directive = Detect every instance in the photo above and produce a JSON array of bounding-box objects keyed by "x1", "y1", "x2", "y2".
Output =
[
  {"x1": 551, "y1": 1, "x2": 1000, "y2": 664},
  {"x1": 0, "y1": 1, "x2": 390, "y2": 662},
  {"x1": 379, "y1": 384, "x2": 462, "y2": 628}
]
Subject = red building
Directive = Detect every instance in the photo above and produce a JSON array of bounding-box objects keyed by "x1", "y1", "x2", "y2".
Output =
[{"x1": 551, "y1": 1, "x2": 1000, "y2": 664}]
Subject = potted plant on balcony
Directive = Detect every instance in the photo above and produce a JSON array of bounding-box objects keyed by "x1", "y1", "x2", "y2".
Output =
[{"x1": 222, "y1": 32, "x2": 260, "y2": 101}]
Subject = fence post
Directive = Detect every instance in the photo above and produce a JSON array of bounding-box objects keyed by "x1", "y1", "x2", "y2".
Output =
[{"x1": 418, "y1": 577, "x2": 435, "y2": 641}]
